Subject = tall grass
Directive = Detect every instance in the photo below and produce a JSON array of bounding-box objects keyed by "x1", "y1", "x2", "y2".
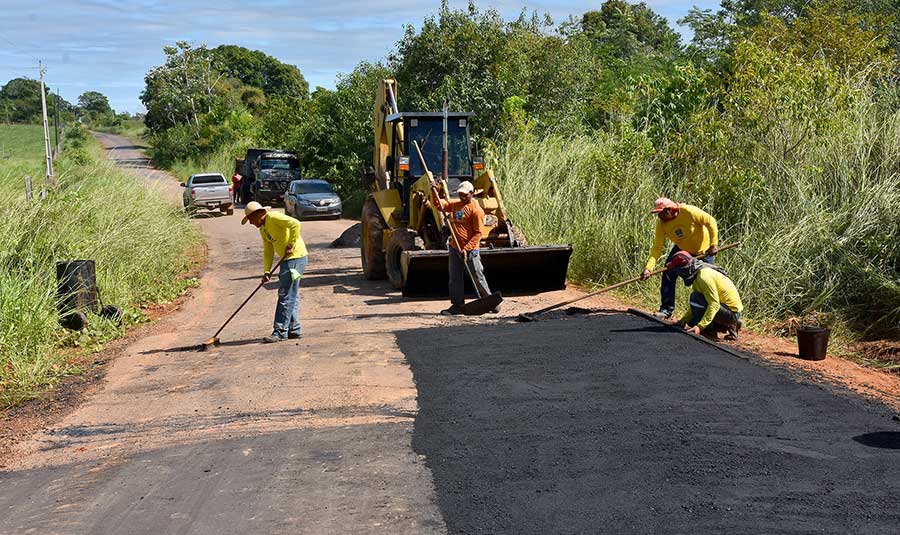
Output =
[
  {"x1": 0, "y1": 125, "x2": 202, "y2": 407},
  {"x1": 494, "y1": 91, "x2": 900, "y2": 340}
]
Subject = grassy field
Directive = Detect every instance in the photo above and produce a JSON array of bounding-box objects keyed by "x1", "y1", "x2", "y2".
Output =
[
  {"x1": 0, "y1": 123, "x2": 202, "y2": 407},
  {"x1": 0, "y1": 124, "x2": 47, "y2": 175}
]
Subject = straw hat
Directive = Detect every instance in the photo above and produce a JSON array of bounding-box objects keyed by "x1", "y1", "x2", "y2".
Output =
[{"x1": 241, "y1": 201, "x2": 270, "y2": 224}]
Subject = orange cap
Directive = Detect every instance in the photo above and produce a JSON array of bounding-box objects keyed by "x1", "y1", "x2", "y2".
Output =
[{"x1": 651, "y1": 197, "x2": 679, "y2": 214}]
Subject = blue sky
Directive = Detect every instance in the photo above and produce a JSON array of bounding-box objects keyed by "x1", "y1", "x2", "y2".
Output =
[{"x1": 1, "y1": 0, "x2": 719, "y2": 114}]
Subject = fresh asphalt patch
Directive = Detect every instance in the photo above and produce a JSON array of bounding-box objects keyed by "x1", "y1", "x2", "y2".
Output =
[{"x1": 398, "y1": 313, "x2": 900, "y2": 534}]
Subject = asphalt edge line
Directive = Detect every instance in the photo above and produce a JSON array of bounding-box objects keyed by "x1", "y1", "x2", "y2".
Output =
[{"x1": 626, "y1": 307, "x2": 753, "y2": 361}]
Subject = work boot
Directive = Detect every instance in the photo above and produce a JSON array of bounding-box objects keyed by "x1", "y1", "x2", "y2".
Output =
[
  {"x1": 440, "y1": 305, "x2": 466, "y2": 316},
  {"x1": 725, "y1": 319, "x2": 743, "y2": 341},
  {"x1": 262, "y1": 335, "x2": 286, "y2": 343},
  {"x1": 653, "y1": 310, "x2": 673, "y2": 321}
]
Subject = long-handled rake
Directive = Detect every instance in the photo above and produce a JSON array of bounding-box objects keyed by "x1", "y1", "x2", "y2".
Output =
[{"x1": 200, "y1": 258, "x2": 283, "y2": 350}]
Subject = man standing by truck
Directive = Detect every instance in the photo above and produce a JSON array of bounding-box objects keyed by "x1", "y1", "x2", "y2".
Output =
[
  {"x1": 231, "y1": 173, "x2": 242, "y2": 205},
  {"x1": 432, "y1": 181, "x2": 495, "y2": 315},
  {"x1": 241, "y1": 202, "x2": 309, "y2": 343}
]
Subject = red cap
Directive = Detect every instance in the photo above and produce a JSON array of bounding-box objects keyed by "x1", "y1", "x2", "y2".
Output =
[
  {"x1": 665, "y1": 251, "x2": 694, "y2": 270},
  {"x1": 651, "y1": 197, "x2": 679, "y2": 214}
]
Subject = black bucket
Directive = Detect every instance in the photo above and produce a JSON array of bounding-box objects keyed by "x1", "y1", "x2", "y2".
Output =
[
  {"x1": 56, "y1": 260, "x2": 99, "y2": 319},
  {"x1": 797, "y1": 326, "x2": 830, "y2": 361}
]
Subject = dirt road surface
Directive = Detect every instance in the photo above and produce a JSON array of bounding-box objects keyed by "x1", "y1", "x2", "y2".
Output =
[{"x1": 2, "y1": 134, "x2": 899, "y2": 534}]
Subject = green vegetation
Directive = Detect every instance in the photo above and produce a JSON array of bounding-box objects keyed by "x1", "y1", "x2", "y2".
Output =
[
  {"x1": 141, "y1": 0, "x2": 900, "y2": 345},
  {"x1": 92, "y1": 117, "x2": 147, "y2": 139},
  {"x1": 0, "y1": 124, "x2": 46, "y2": 163},
  {"x1": 0, "y1": 124, "x2": 201, "y2": 407},
  {"x1": 0, "y1": 78, "x2": 77, "y2": 124}
]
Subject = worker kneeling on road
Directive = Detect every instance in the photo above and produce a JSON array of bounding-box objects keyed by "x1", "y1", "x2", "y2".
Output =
[
  {"x1": 641, "y1": 197, "x2": 719, "y2": 320},
  {"x1": 666, "y1": 251, "x2": 743, "y2": 341},
  {"x1": 241, "y1": 202, "x2": 309, "y2": 343},
  {"x1": 433, "y1": 181, "x2": 495, "y2": 315}
]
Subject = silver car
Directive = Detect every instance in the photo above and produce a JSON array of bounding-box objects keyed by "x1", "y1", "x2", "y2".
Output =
[
  {"x1": 181, "y1": 173, "x2": 234, "y2": 215},
  {"x1": 285, "y1": 179, "x2": 342, "y2": 220}
]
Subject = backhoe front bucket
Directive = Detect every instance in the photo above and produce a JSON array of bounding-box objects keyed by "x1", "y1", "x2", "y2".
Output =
[{"x1": 401, "y1": 245, "x2": 574, "y2": 298}]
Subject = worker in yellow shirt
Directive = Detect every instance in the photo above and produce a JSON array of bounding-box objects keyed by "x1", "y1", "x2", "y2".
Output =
[
  {"x1": 666, "y1": 251, "x2": 744, "y2": 340},
  {"x1": 640, "y1": 198, "x2": 719, "y2": 319},
  {"x1": 241, "y1": 201, "x2": 309, "y2": 343}
]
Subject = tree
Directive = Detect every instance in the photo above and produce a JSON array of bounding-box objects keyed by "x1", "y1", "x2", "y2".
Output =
[
  {"x1": 392, "y1": 2, "x2": 601, "y2": 137},
  {"x1": 209, "y1": 45, "x2": 309, "y2": 98},
  {"x1": 680, "y1": 0, "x2": 897, "y2": 67},
  {"x1": 581, "y1": 0, "x2": 681, "y2": 59},
  {"x1": 0, "y1": 77, "x2": 77, "y2": 124},
  {"x1": 141, "y1": 42, "x2": 220, "y2": 134},
  {"x1": 77, "y1": 91, "x2": 114, "y2": 123}
]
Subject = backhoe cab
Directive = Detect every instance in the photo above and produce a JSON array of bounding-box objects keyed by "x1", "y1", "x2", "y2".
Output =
[{"x1": 361, "y1": 79, "x2": 572, "y2": 297}]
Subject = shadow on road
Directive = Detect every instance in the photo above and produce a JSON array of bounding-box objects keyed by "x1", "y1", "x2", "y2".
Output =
[
  {"x1": 853, "y1": 431, "x2": 900, "y2": 449},
  {"x1": 397, "y1": 313, "x2": 900, "y2": 534}
]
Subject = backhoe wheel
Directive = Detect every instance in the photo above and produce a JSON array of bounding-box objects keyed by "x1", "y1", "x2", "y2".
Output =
[
  {"x1": 507, "y1": 222, "x2": 528, "y2": 246},
  {"x1": 386, "y1": 228, "x2": 425, "y2": 290},
  {"x1": 361, "y1": 197, "x2": 387, "y2": 280}
]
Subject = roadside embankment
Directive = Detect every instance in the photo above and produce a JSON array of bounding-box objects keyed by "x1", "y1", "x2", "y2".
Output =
[{"x1": 0, "y1": 125, "x2": 202, "y2": 407}]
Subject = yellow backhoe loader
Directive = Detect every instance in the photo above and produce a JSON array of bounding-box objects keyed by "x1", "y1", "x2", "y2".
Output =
[{"x1": 360, "y1": 79, "x2": 573, "y2": 297}]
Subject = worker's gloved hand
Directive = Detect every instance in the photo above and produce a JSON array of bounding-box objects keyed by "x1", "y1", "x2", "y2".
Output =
[
  {"x1": 261, "y1": 272, "x2": 272, "y2": 284},
  {"x1": 706, "y1": 244, "x2": 719, "y2": 256},
  {"x1": 685, "y1": 325, "x2": 701, "y2": 335},
  {"x1": 640, "y1": 269, "x2": 652, "y2": 281}
]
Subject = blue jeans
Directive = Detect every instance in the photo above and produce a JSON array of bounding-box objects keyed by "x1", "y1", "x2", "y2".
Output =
[
  {"x1": 660, "y1": 245, "x2": 715, "y2": 314},
  {"x1": 273, "y1": 256, "x2": 307, "y2": 338},
  {"x1": 687, "y1": 292, "x2": 741, "y2": 332}
]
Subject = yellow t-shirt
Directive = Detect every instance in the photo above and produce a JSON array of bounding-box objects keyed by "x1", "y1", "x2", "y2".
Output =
[
  {"x1": 260, "y1": 211, "x2": 308, "y2": 271},
  {"x1": 681, "y1": 268, "x2": 743, "y2": 329},
  {"x1": 645, "y1": 204, "x2": 719, "y2": 271}
]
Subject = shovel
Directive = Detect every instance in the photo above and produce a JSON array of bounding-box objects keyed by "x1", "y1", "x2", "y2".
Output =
[
  {"x1": 412, "y1": 140, "x2": 503, "y2": 316},
  {"x1": 516, "y1": 242, "x2": 741, "y2": 322}
]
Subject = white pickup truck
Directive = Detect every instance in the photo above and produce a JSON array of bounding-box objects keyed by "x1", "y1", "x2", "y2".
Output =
[{"x1": 181, "y1": 173, "x2": 234, "y2": 216}]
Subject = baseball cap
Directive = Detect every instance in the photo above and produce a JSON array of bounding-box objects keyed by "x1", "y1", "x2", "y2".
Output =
[
  {"x1": 665, "y1": 250, "x2": 694, "y2": 270},
  {"x1": 650, "y1": 197, "x2": 679, "y2": 214},
  {"x1": 457, "y1": 181, "x2": 474, "y2": 195}
]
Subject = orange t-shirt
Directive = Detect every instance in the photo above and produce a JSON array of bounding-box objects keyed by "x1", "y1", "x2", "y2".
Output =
[{"x1": 437, "y1": 198, "x2": 484, "y2": 251}]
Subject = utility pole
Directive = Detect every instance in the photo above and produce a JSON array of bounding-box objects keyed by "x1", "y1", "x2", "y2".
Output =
[
  {"x1": 53, "y1": 88, "x2": 61, "y2": 157},
  {"x1": 39, "y1": 61, "x2": 54, "y2": 183}
]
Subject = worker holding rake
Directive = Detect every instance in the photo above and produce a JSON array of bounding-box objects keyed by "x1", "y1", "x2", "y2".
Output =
[
  {"x1": 666, "y1": 251, "x2": 744, "y2": 340},
  {"x1": 433, "y1": 181, "x2": 495, "y2": 315},
  {"x1": 241, "y1": 202, "x2": 308, "y2": 343},
  {"x1": 641, "y1": 197, "x2": 719, "y2": 320}
]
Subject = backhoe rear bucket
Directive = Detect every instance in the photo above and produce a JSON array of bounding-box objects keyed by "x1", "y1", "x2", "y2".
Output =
[{"x1": 401, "y1": 245, "x2": 574, "y2": 298}]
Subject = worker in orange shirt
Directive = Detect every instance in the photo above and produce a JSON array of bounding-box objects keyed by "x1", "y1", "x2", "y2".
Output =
[{"x1": 432, "y1": 181, "x2": 495, "y2": 315}]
